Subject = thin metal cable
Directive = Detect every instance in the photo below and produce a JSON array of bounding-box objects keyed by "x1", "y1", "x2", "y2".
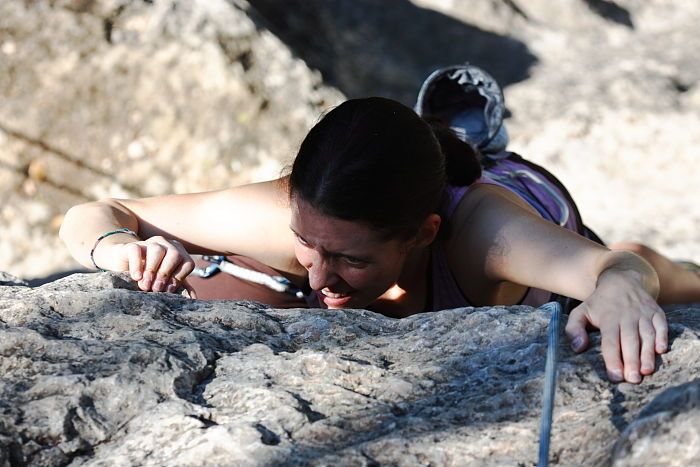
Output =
[{"x1": 538, "y1": 301, "x2": 561, "y2": 467}]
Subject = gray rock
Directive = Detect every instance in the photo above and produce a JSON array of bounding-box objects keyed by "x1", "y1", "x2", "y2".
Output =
[
  {"x1": 247, "y1": 0, "x2": 537, "y2": 102},
  {"x1": 0, "y1": 272, "x2": 698, "y2": 465},
  {"x1": 2, "y1": 0, "x2": 699, "y2": 282},
  {"x1": 611, "y1": 379, "x2": 700, "y2": 466},
  {"x1": 249, "y1": 0, "x2": 700, "y2": 263},
  {"x1": 0, "y1": 0, "x2": 344, "y2": 279},
  {"x1": 0, "y1": 272, "x2": 27, "y2": 287}
]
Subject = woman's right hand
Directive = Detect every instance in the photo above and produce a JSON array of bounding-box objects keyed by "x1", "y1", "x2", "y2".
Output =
[{"x1": 101, "y1": 236, "x2": 197, "y2": 297}]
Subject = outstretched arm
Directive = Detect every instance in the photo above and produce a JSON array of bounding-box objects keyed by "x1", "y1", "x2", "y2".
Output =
[
  {"x1": 60, "y1": 177, "x2": 303, "y2": 294},
  {"x1": 449, "y1": 183, "x2": 666, "y2": 384}
]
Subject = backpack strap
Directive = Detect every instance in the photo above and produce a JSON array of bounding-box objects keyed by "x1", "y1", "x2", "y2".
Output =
[{"x1": 483, "y1": 152, "x2": 589, "y2": 236}]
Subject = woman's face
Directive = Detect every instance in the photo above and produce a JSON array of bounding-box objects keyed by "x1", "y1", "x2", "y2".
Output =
[{"x1": 290, "y1": 197, "x2": 412, "y2": 309}]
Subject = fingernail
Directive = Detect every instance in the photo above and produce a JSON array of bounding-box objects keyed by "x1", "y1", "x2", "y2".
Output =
[
  {"x1": 132, "y1": 271, "x2": 142, "y2": 281},
  {"x1": 627, "y1": 371, "x2": 641, "y2": 384},
  {"x1": 571, "y1": 336, "x2": 584, "y2": 351},
  {"x1": 153, "y1": 279, "x2": 165, "y2": 292},
  {"x1": 142, "y1": 271, "x2": 153, "y2": 288},
  {"x1": 658, "y1": 343, "x2": 668, "y2": 353},
  {"x1": 609, "y1": 369, "x2": 624, "y2": 382},
  {"x1": 167, "y1": 284, "x2": 177, "y2": 293}
]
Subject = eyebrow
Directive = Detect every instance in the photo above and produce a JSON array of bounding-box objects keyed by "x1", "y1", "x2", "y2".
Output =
[{"x1": 289, "y1": 225, "x2": 372, "y2": 262}]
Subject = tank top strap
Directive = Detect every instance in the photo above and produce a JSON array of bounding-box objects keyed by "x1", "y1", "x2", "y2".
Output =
[
  {"x1": 431, "y1": 178, "x2": 551, "y2": 311},
  {"x1": 442, "y1": 176, "x2": 502, "y2": 217}
]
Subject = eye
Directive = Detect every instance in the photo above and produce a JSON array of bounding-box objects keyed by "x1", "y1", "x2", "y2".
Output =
[
  {"x1": 342, "y1": 256, "x2": 368, "y2": 268},
  {"x1": 294, "y1": 233, "x2": 310, "y2": 246}
]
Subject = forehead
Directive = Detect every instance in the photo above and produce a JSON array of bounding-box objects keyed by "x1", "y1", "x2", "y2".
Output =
[{"x1": 290, "y1": 197, "x2": 388, "y2": 253}]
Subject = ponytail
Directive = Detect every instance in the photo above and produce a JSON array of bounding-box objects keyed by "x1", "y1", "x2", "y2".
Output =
[
  {"x1": 290, "y1": 97, "x2": 481, "y2": 240},
  {"x1": 424, "y1": 117, "x2": 482, "y2": 187}
]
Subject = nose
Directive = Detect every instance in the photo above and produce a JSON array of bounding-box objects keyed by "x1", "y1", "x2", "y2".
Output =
[{"x1": 306, "y1": 255, "x2": 340, "y2": 291}]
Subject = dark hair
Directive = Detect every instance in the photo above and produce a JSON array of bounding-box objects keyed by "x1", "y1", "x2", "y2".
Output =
[{"x1": 289, "y1": 97, "x2": 482, "y2": 239}]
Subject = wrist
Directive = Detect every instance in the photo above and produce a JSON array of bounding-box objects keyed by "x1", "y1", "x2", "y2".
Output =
[
  {"x1": 597, "y1": 251, "x2": 660, "y2": 298},
  {"x1": 90, "y1": 228, "x2": 140, "y2": 271}
]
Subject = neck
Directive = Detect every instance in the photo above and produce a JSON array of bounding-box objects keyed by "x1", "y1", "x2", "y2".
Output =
[
  {"x1": 399, "y1": 245, "x2": 431, "y2": 290},
  {"x1": 369, "y1": 246, "x2": 432, "y2": 318}
]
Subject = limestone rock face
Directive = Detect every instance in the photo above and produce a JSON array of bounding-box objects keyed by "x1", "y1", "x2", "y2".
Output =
[
  {"x1": 0, "y1": 272, "x2": 27, "y2": 287},
  {"x1": 0, "y1": 0, "x2": 343, "y2": 279},
  {"x1": 250, "y1": 0, "x2": 700, "y2": 266},
  {"x1": 611, "y1": 380, "x2": 700, "y2": 466},
  {"x1": 246, "y1": 0, "x2": 537, "y2": 102},
  {"x1": 414, "y1": 0, "x2": 700, "y2": 262},
  {"x1": 1, "y1": 272, "x2": 699, "y2": 466},
  {"x1": 1, "y1": 0, "x2": 698, "y2": 283}
]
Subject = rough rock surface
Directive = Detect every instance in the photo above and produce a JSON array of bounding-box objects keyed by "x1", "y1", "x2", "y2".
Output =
[
  {"x1": 250, "y1": 0, "x2": 700, "y2": 263},
  {"x1": 1, "y1": 0, "x2": 699, "y2": 282},
  {"x1": 0, "y1": 0, "x2": 343, "y2": 278},
  {"x1": 1, "y1": 272, "x2": 698, "y2": 466},
  {"x1": 0, "y1": 273, "x2": 27, "y2": 287}
]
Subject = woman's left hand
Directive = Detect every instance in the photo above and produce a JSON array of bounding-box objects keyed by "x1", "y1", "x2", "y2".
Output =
[
  {"x1": 446, "y1": 184, "x2": 669, "y2": 384},
  {"x1": 564, "y1": 269, "x2": 668, "y2": 383}
]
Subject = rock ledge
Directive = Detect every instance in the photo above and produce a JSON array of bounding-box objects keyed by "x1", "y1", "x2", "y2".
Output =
[{"x1": 0, "y1": 272, "x2": 698, "y2": 466}]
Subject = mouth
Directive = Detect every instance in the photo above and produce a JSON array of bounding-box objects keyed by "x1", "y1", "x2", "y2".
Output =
[
  {"x1": 321, "y1": 288, "x2": 350, "y2": 298},
  {"x1": 320, "y1": 288, "x2": 354, "y2": 307}
]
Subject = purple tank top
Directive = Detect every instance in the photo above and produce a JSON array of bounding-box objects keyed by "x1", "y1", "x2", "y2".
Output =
[
  {"x1": 304, "y1": 174, "x2": 568, "y2": 312},
  {"x1": 430, "y1": 177, "x2": 552, "y2": 311}
]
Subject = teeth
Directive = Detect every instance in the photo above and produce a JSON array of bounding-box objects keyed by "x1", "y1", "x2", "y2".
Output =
[{"x1": 321, "y1": 288, "x2": 348, "y2": 299}]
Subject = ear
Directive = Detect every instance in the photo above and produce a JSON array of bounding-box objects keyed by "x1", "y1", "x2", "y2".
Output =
[{"x1": 404, "y1": 213, "x2": 441, "y2": 251}]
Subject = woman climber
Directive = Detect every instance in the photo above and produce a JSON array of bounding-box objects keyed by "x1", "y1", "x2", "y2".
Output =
[{"x1": 60, "y1": 66, "x2": 700, "y2": 386}]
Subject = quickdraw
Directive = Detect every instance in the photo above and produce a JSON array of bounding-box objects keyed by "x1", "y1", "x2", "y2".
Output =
[{"x1": 192, "y1": 255, "x2": 305, "y2": 299}]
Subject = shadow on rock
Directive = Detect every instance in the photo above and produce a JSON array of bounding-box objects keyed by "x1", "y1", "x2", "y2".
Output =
[
  {"x1": 246, "y1": 0, "x2": 538, "y2": 104},
  {"x1": 611, "y1": 378, "x2": 700, "y2": 465},
  {"x1": 26, "y1": 268, "x2": 92, "y2": 287},
  {"x1": 583, "y1": 0, "x2": 634, "y2": 28}
]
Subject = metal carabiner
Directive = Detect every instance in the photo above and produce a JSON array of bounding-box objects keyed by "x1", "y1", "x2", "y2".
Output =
[
  {"x1": 191, "y1": 255, "x2": 225, "y2": 278},
  {"x1": 192, "y1": 255, "x2": 305, "y2": 299}
]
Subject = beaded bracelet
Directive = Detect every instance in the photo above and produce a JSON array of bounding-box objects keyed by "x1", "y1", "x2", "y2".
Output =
[{"x1": 90, "y1": 228, "x2": 139, "y2": 271}]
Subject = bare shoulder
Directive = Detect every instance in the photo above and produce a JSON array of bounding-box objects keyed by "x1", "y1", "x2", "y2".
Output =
[
  {"x1": 441, "y1": 182, "x2": 540, "y2": 304},
  {"x1": 453, "y1": 182, "x2": 537, "y2": 222},
  {"x1": 444, "y1": 182, "x2": 538, "y2": 248},
  {"x1": 443, "y1": 181, "x2": 609, "y2": 302}
]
